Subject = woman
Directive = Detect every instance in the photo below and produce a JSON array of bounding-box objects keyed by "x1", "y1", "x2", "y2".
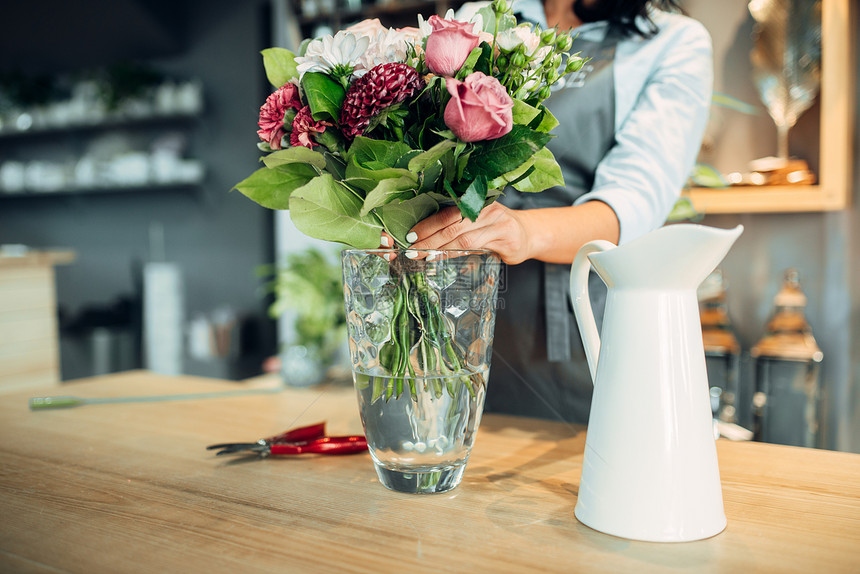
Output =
[{"x1": 390, "y1": 0, "x2": 713, "y2": 422}]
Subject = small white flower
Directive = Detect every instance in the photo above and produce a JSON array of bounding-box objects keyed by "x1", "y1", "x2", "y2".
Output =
[
  {"x1": 497, "y1": 25, "x2": 542, "y2": 55},
  {"x1": 295, "y1": 30, "x2": 371, "y2": 78},
  {"x1": 362, "y1": 27, "x2": 411, "y2": 68},
  {"x1": 529, "y1": 46, "x2": 553, "y2": 70}
]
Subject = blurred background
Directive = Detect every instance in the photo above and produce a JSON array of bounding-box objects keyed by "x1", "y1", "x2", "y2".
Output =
[{"x1": 0, "y1": 0, "x2": 857, "y2": 453}]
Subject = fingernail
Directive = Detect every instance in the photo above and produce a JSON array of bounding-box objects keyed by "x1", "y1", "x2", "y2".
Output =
[
  {"x1": 383, "y1": 253, "x2": 392, "y2": 261},
  {"x1": 406, "y1": 232, "x2": 418, "y2": 243},
  {"x1": 405, "y1": 250, "x2": 418, "y2": 259},
  {"x1": 380, "y1": 235, "x2": 391, "y2": 247},
  {"x1": 426, "y1": 253, "x2": 437, "y2": 261}
]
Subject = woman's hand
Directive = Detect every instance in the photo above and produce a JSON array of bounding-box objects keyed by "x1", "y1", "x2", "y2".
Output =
[
  {"x1": 404, "y1": 202, "x2": 532, "y2": 265},
  {"x1": 377, "y1": 200, "x2": 620, "y2": 265}
]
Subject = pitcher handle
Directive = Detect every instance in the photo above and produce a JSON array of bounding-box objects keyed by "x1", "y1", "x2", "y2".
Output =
[{"x1": 569, "y1": 240, "x2": 614, "y2": 384}]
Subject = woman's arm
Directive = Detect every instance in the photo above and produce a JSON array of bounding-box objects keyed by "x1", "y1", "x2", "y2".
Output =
[
  {"x1": 391, "y1": 14, "x2": 712, "y2": 265},
  {"x1": 404, "y1": 200, "x2": 619, "y2": 265}
]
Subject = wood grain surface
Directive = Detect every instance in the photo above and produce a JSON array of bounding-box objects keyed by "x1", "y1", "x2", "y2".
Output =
[{"x1": 1, "y1": 371, "x2": 858, "y2": 573}]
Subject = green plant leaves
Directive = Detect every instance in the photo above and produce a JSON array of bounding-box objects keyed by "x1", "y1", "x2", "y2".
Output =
[
  {"x1": 289, "y1": 173, "x2": 381, "y2": 247},
  {"x1": 263, "y1": 146, "x2": 327, "y2": 170},
  {"x1": 378, "y1": 194, "x2": 440, "y2": 246},
  {"x1": 233, "y1": 164, "x2": 318, "y2": 209},
  {"x1": 261, "y1": 48, "x2": 298, "y2": 88},
  {"x1": 360, "y1": 176, "x2": 418, "y2": 216},
  {"x1": 690, "y1": 163, "x2": 729, "y2": 188},
  {"x1": 456, "y1": 43, "x2": 493, "y2": 79},
  {"x1": 464, "y1": 125, "x2": 552, "y2": 182},
  {"x1": 407, "y1": 140, "x2": 456, "y2": 173},
  {"x1": 512, "y1": 100, "x2": 559, "y2": 133},
  {"x1": 344, "y1": 137, "x2": 419, "y2": 189},
  {"x1": 301, "y1": 72, "x2": 345, "y2": 124},
  {"x1": 458, "y1": 175, "x2": 488, "y2": 221},
  {"x1": 348, "y1": 136, "x2": 413, "y2": 168},
  {"x1": 511, "y1": 147, "x2": 564, "y2": 192}
]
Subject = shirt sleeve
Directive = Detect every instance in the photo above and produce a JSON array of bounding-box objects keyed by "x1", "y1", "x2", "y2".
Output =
[{"x1": 573, "y1": 17, "x2": 714, "y2": 244}]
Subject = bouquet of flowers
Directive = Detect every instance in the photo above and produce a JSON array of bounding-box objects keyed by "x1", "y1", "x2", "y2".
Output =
[{"x1": 236, "y1": 0, "x2": 582, "y2": 401}]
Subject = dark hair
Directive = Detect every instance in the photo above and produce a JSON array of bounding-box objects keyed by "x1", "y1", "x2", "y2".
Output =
[{"x1": 610, "y1": 0, "x2": 686, "y2": 38}]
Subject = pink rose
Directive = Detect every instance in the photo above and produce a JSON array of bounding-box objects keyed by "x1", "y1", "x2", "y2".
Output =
[
  {"x1": 257, "y1": 82, "x2": 302, "y2": 149},
  {"x1": 424, "y1": 15, "x2": 481, "y2": 76},
  {"x1": 444, "y1": 72, "x2": 513, "y2": 142},
  {"x1": 290, "y1": 106, "x2": 332, "y2": 148}
]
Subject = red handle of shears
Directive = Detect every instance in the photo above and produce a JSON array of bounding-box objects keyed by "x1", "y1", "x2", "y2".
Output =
[
  {"x1": 269, "y1": 435, "x2": 368, "y2": 455},
  {"x1": 265, "y1": 422, "x2": 327, "y2": 444}
]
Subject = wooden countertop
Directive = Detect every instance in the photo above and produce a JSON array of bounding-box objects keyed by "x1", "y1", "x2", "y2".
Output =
[
  {"x1": 0, "y1": 248, "x2": 76, "y2": 268},
  {"x1": 1, "y1": 371, "x2": 858, "y2": 573}
]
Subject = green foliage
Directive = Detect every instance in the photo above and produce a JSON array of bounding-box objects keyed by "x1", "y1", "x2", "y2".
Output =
[
  {"x1": 236, "y1": 7, "x2": 575, "y2": 250},
  {"x1": 261, "y1": 48, "x2": 299, "y2": 88},
  {"x1": 288, "y1": 174, "x2": 382, "y2": 247},
  {"x1": 301, "y1": 72, "x2": 345, "y2": 124},
  {"x1": 262, "y1": 247, "x2": 346, "y2": 358},
  {"x1": 233, "y1": 164, "x2": 318, "y2": 209},
  {"x1": 464, "y1": 125, "x2": 552, "y2": 182}
]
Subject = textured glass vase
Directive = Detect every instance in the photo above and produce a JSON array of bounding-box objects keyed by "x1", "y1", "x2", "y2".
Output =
[{"x1": 342, "y1": 249, "x2": 501, "y2": 493}]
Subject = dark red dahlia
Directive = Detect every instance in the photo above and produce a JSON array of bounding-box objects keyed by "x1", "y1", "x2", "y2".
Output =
[{"x1": 340, "y1": 63, "x2": 424, "y2": 139}]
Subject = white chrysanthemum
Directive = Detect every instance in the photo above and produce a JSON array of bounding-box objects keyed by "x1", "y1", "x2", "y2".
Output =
[
  {"x1": 497, "y1": 25, "x2": 541, "y2": 55},
  {"x1": 416, "y1": 14, "x2": 433, "y2": 38},
  {"x1": 361, "y1": 27, "x2": 412, "y2": 69},
  {"x1": 295, "y1": 31, "x2": 371, "y2": 78}
]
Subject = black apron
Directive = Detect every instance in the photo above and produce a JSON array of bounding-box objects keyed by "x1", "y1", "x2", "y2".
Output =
[{"x1": 486, "y1": 26, "x2": 621, "y2": 424}]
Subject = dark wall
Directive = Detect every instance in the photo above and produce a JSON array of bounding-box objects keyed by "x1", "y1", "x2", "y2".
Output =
[{"x1": 0, "y1": 0, "x2": 277, "y2": 379}]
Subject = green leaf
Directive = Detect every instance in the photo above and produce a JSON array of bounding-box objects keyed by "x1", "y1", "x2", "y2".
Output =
[
  {"x1": 407, "y1": 140, "x2": 456, "y2": 173},
  {"x1": 301, "y1": 72, "x2": 345, "y2": 124},
  {"x1": 348, "y1": 136, "x2": 413, "y2": 168},
  {"x1": 464, "y1": 125, "x2": 552, "y2": 182},
  {"x1": 512, "y1": 98, "x2": 541, "y2": 127},
  {"x1": 262, "y1": 147, "x2": 327, "y2": 170},
  {"x1": 378, "y1": 194, "x2": 440, "y2": 247},
  {"x1": 474, "y1": 5, "x2": 497, "y2": 33},
  {"x1": 419, "y1": 160, "x2": 444, "y2": 193},
  {"x1": 512, "y1": 147, "x2": 564, "y2": 192},
  {"x1": 666, "y1": 197, "x2": 703, "y2": 222},
  {"x1": 458, "y1": 175, "x2": 488, "y2": 221},
  {"x1": 474, "y1": 43, "x2": 493, "y2": 76},
  {"x1": 342, "y1": 177, "x2": 378, "y2": 193},
  {"x1": 345, "y1": 156, "x2": 417, "y2": 187},
  {"x1": 360, "y1": 176, "x2": 418, "y2": 216},
  {"x1": 690, "y1": 164, "x2": 729, "y2": 188},
  {"x1": 233, "y1": 164, "x2": 318, "y2": 210},
  {"x1": 261, "y1": 48, "x2": 298, "y2": 87},
  {"x1": 395, "y1": 149, "x2": 423, "y2": 169},
  {"x1": 324, "y1": 152, "x2": 347, "y2": 179},
  {"x1": 456, "y1": 46, "x2": 483, "y2": 79},
  {"x1": 489, "y1": 156, "x2": 534, "y2": 189},
  {"x1": 533, "y1": 105, "x2": 559, "y2": 132},
  {"x1": 289, "y1": 173, "x2": 382, "y2": 248}
]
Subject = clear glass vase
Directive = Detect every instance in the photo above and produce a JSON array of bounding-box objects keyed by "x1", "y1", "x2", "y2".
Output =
[{"x1": 341, "y1": 249, "x2": 501, "y2": 493}]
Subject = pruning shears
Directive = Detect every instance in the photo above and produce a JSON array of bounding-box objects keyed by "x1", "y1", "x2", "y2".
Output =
[{"x1": 207, "y1": 422, "x2": 367, "y2": 458}]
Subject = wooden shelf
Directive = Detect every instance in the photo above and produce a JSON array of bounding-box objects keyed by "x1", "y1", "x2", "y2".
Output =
[
  {"x1": 0, "y1": 110, "x2": 201, "y2": 141},
  {"x1": 0, "y1": 180, "x2": 203, "y2": 198},
  {"x1": 687, "y1": 0, "x2": 854, "y2": 215}
]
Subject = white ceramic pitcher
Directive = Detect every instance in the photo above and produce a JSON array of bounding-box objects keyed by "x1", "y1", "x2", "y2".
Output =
[{"x1": 569, "y1": 223, "x2": 743, "y2": 542}]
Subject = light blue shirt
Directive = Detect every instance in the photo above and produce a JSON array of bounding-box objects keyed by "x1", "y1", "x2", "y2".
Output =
[{"x1": 462, "y1": 1, "x2": 714, "y2": 244}]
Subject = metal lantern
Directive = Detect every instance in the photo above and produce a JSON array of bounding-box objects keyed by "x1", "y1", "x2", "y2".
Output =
[
  {"x1": 751, "y1": 269, "x2": 823, "y2": 448},
  {"x1": 698, "y1": 269, "x2": 742, "y2": 427}
]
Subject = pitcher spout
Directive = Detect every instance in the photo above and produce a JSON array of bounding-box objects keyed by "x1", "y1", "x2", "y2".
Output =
[{"x1": 588, "y1": 224, "x2": 744, "y2": 289}]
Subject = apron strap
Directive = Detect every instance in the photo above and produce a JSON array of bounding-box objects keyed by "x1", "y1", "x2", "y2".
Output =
[{"x1": 545, "y1": 263, "x2": 573, "y2": 362}]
